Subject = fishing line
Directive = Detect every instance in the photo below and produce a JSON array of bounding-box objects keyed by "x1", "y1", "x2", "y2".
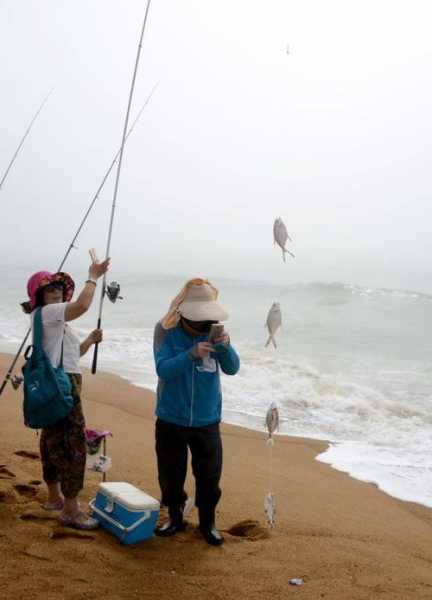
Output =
[
  {"x1": 0, "y1": 84, "x2": 158, "y2": 396},
  {"x1": 91, "y1": 0, "x2": 153, "y2": 374},
  {"x1": 0, "y1": 89, "x2": 53, "y2": 191}
]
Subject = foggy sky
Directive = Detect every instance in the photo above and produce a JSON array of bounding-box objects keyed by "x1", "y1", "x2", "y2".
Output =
[{"x1": 1, "y1": 0, "x2": 432, "y2": 292}]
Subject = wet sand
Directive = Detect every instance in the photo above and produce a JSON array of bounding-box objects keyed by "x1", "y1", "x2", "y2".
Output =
[{"x1": 1, "y1": 352, "x2": 432, "y2": 600}]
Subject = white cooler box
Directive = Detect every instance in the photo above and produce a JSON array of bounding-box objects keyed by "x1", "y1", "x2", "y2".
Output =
[{"x1": 90, "y1": 482, "x2": 160, "y2": 544}]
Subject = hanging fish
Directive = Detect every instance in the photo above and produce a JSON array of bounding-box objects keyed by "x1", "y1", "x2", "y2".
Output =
[
  {"x1": 265, "y1": 401, "x2": 279, "y2": 444},
  {"x1": 264, "y1": 492, "x2": 276, "y2": 527},
  {"x1": 106, "y1": 281, "x2": 123, "y2": 303},
  {"x1": 265, "y1": 302, "x2": 282, "y2": 348},
  {"x1": 273, "y1": 217, "x2": 294, "y2": 262}
]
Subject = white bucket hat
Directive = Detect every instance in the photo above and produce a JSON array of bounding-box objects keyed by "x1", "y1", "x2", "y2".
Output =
[
  {"x1": 178, "y1": 281, "x2": 229, "y2": 322},
  {"x1": 160, "y1": 278, "x2": 229, "y2": 329}
]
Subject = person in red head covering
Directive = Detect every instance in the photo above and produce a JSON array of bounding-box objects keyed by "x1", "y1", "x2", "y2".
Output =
[{"x1": 25, "y1": 251, "x2": 110, "y2": 530}]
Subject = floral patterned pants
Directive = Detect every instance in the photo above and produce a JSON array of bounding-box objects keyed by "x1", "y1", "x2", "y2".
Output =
[{"x1": 39, "y1": 374, "x2": 86, "y2": 498}]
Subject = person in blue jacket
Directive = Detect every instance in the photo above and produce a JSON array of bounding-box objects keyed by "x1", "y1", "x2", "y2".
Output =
[{"x1": 153, "y1": 278, "x2": 240, "y2": 546}]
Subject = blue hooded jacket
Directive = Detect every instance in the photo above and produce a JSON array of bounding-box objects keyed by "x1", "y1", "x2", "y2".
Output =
[{"x1": 153, "y1": 322, "x2": 240, "y2": 427}]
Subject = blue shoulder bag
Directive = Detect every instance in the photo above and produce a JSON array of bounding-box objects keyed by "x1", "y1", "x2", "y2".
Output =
[{"x1": 22, "y1": 308, "x2": 74, "y2": 429}]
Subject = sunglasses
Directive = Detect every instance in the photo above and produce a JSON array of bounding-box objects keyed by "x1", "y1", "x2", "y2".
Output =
[{"x1": 43, "y1": 283, "x2": 64, "y2": 293}]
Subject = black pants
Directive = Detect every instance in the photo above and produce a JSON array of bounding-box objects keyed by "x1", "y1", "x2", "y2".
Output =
[{"x1": 155, "y1": 418, "x2": 222, "y2": 523}]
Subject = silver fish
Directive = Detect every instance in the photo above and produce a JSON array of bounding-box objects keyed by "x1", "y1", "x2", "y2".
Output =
[
  {"x1": 265, "y1": 302, "x2": 282, "y2": 348},
  {"x1": 273, "y1": 217, "x2": 294, "y2": 262},
  {"x1": 264, "y1": 492, "x2": 276, "y2": 527},
  {"x1": 265, "y1": 401, "x2": 279, "y2": 440}
]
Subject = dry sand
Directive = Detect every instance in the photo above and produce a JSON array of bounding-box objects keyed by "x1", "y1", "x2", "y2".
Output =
[{"x1": 0, "y1": 352, "x2": 432, "y2": 600}]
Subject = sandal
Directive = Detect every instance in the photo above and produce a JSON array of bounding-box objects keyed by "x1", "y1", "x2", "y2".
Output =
[
  {"x1": 58, "y1": 511, "x2": 99, "y2": 530},
  {"x1": 42, "y1": 499, "x2": 64, "y2": 511}
]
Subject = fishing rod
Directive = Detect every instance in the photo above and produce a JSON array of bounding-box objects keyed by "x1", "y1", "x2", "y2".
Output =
[
  {"x1": 92, "y1": 0, "x2": 153, "y2": 374},
  {"x1": 0, "y1": 83, "x2": 158, "y2": 396},
  {"x1": 0, "y1": 89, "x2": 53, "y2": 191}
]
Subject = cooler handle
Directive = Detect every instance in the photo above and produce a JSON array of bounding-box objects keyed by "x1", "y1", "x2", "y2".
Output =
[{"x1": 89, "y1": 499, "x2": 153, "y2": 533}]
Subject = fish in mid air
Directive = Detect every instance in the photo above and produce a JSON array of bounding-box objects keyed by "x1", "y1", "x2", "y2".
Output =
[
  {"x1": 264, "y1": 492, "x2": 276, "y2": 528},
  {"x1": 265, "y1": 302, "x2": 282, "y2": 348},
  {"x1": 265, "y1": 401, "x2": 279, "y2": 443},
  {"x1": 273, "y1": 217, "x2": 294, "y2": 262}
]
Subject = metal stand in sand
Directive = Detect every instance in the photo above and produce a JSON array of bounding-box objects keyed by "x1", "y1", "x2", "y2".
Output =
[
  {"x1": 102, "y1": 437, "x2": 107, "y2": 483},
  {"x1": 85, "y1": 429, "x2": 112, "y2": 482}
]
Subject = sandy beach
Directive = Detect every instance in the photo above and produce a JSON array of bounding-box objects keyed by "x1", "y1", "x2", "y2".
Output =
[{"x1": 1, "y1": 352, "x2": 432, "y2": 600}]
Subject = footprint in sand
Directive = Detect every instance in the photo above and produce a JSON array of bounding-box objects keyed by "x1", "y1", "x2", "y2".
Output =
[
  {"x1": 50, "y1": 528, "x2": 95, "y2": 541},
  {"x1": 14, "y1": 450, "x2": 39, "y2": 460},
  {"x1": 0, "y1": 489, "x2": 16, "y2": 504},
  {"x1": 227, "y1": 519, "x2": 270, "y2": 541},
  {"x1": 0, "y1": 466, "x2": 16, "y2": 479},
  {"x1": 20, "y1": 511, "x2": 57, "y2": 522},
  {"x1": 13, "y1": 484, "x2": 38, "y2": 498}
]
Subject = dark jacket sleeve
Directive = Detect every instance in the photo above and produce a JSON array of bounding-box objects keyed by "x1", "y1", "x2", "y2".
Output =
[
  {"x1": 153, "y1": 322, "x2": 193, "y2": 381},
  {"x1": 214, "y1": 343, "x2": 240, "y2": 375}
]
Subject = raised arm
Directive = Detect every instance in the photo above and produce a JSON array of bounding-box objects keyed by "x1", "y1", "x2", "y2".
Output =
[{"x1": 64, "y1": 251, "x2": 110, "y2": 322}]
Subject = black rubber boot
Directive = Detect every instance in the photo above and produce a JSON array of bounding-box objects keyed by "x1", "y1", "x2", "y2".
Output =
[
  {"x1": 199, "y1": 508, "x2": 224, "y2": 546},
  {"x1": 155, "y1": 507, "x2": 185, "y2": 537}
]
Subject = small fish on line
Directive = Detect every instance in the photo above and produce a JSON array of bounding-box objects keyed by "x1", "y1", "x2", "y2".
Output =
[
  {"x1": 265, "y1": 302, "x2": 282, "y2": 348},
  {"x1": 273, "y1": 217, "x2": 294, "y2": 262},
  {"x1": 264, "y1": 492, "x2": 276, "y2": 528},
  {"x1": 265, "y1": 401, "x2": 279, "y2": 444}
]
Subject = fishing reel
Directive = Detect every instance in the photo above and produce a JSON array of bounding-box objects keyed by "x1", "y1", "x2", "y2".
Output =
[{"x1": 105, "y1": 281, "x2": 123, "y2": 304}]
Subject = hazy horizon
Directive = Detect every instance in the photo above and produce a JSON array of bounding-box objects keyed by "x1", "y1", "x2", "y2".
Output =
[{"x1": 1, "y1": 1, "x2": 432, "y2": 294}]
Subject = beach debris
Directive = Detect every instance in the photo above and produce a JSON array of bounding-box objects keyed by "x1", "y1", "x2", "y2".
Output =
[
  {"x1": 265, "y1": 302, "x2": 282, "y2": 348},
  {"x1": 289, "y1": 578, "x2": 304, "y2": 586},
  {"x1": 273, "y1": 217, "x2": 294, "y2": 262},
  {"x1": 265, "y1": 401, "x2": 279, "y2": 444},
  {"x1": 264, "y1": 492, "x2": 276, "y2": 528},
  {"x1": 106, "y1": 281, "x2": 123, "y2": 303}
]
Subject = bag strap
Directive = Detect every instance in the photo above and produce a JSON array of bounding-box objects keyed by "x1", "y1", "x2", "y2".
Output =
[
  {"x1": 59, "y1": 334, "x2": 65, "y2": 369},
  {"x1": 32, "y1": 308, "x2": 43, "y2": 351},
  {"x1": 33, "y1": 308, "x2": 66, "y2": 368}
]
